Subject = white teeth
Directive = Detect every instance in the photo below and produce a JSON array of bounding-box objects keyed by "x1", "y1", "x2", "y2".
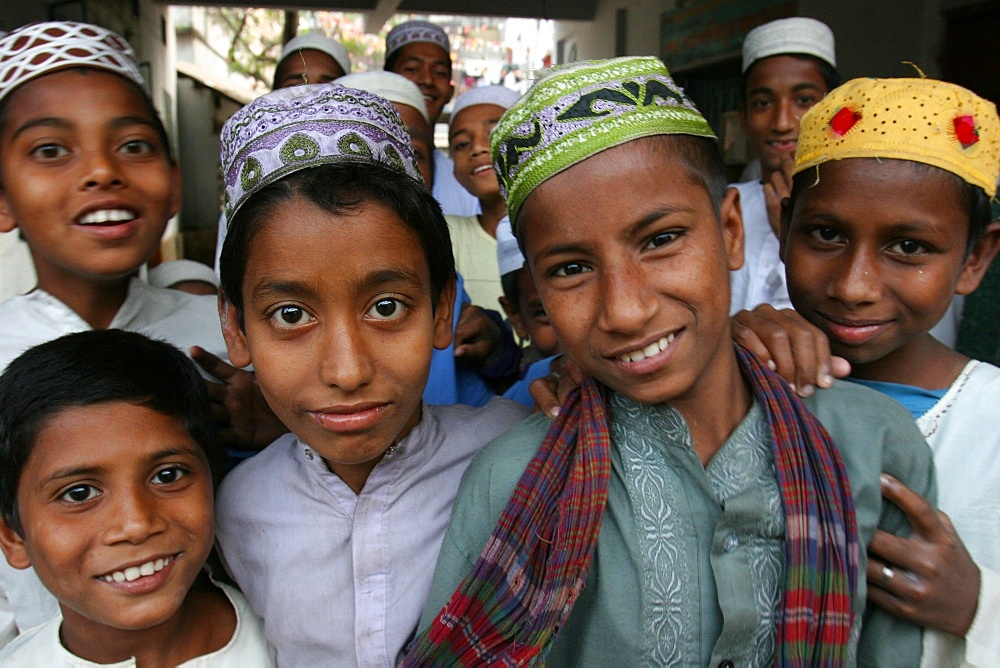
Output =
[
  {"x1": 79, "y1": 209, "x2": 135, "y2": 225},
  {"x1": 473, "y1": 165, "x2": 492, "y2": 174},
  {"x1": 618, "y1": 333, "x2": 676, "y2": 363},
  {"x1": 101, "y1": 556, "x2": 171, "y2": 583}
]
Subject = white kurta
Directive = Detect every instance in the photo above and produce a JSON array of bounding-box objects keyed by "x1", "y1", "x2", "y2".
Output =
[
  {"x1": 0, "y1": 278, "x2": 229, "y2": 644},
  {"x1": 0, "y1": 581, "x2": 275, "y2": 666},
  {"x1": 432, "y1": 149, "x2": 479, "y2": 217},
  {"x1": 919, "y1": 360, "x2": 1000, "y2": 667},
  {"x1": 729, "y1": 180, "x2": 792, "y2": 315},
  {"x1": 215, "y1": 399, "x2": 528, "y2": 667}
]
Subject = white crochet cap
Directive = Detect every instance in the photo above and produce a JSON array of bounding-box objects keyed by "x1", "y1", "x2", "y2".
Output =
[
  {"x1": 0, "y1": 21, "x2": 143, "y2": 103},
  {"x1": 450, "y1": 85, "x2": 521, "y2": 125},
  {"x1": 741, "y1": 17, "x2": 835, "y2": 72},
  {"x1": 496, "y1": 216, "x2": 524, "y2": 276},
  {"x1": 278, "y1": 33, "x2": 351, "y2": 76},
  {"x1": 148, "y1": 259, "x2": 220, "y2": 290},
  {"x1": 339, "y1": 71, "x2": 429, "y2": 124},
  {"x1": 385, "y1": 20, "x2": 450, "y2": 59}
]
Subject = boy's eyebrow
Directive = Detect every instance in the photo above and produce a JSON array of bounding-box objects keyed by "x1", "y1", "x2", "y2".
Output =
[
  {"x1": 400, "y1": 54, "x2": 450, "y2": 68},
  {"x1": 534, "y1": 205, "x2": 692, "y2": 261},
  {"x1": 747, "y1": 81, "x2": 824, "y2": 98},
  {"x1": 357, "y1": 267, "x2": 424, "y2": 293},
  {"x1": 252, "y1": 269, "x2": 423, "y2": 302},
  {"x1": 108, "y1": 115, "x2": 161, "y2": 132},
  {"x1": 11, "y1": 115, "x2": 159, "y2": 142},
  {"x1": 35, "y1": 445, "x2": 202, "y2": 490}
]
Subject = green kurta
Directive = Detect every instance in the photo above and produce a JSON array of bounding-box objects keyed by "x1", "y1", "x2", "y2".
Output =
[{"x1": 418, "y1": 380, "x2": 935, "y2": 666}]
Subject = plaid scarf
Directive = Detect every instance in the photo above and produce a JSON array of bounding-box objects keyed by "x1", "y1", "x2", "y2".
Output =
[{"x1": 403, "y1": 344, "x2": 859, "y2": 666}]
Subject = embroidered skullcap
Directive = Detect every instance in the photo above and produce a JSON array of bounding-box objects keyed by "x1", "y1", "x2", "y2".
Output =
[
  {"x1": 794, "y1": 77, "x2": 1000, "y2": 197},
  {"x1": 278, "y1": 33, "x2": 351, "y2": 78},
  {"x1": 496, "y1": 216, "x2": 524, "y2": 276},
  {"x1": 742, "y1": 17, "x2": 835, "y2": 73},
  {"x1": 385, "y1": 20, "x2": 450, "y2": 60},
  {"x1": 148, "y1": 259, "x2": 220, "y2": 290},
  {"x1": 339, "y1": 71, "x2": 429, "y2": 123},
  {"x1": 0, "y1": 21, "x2": 143, "y2": 103},
  {"x1": 221, "y1": 83, "x2": 422, "y2": 219},
  {"x1": 451, "y1": 85, "x2": 521, "y2": 125},
  {"x1": 492, "y1": 56, "x2": 715, "y2": 225}
]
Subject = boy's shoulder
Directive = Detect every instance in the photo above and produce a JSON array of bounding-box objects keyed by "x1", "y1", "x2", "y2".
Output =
[{"x1": 459, "y1": 411, "x2": 551, "y2": 501}]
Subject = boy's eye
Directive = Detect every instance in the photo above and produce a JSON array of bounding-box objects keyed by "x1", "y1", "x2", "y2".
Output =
[
  {"x1": 367, "y1": 298, "x2": 406, "y2": 320},
  {"x1": 889, "y1": 239, "x2": 927, "y2": 256},
  {"x1": 450, "y1": 140, "x2": 469, "y2": 152},
  {"x1": 119, "y1": 139, "x2": 154, "y2": 155},
  {"x1": 268, "y1": 304, "x2": 315, "y2": 329},
  {"x1": 60, "y1": 484, "x2": 99, "y2": 504},
  {"x1": 432, "y1": 67, "x2": 450, "y2": 80},
  {"x1": 152, "y1": 466, "x2": 188, "y2": 486},
  {"x1": 749, "y1": 97, "x2": 772, "y2": 110},
  {"x1": 796, "y1": 95, "x2": 819, "y2": 107},
  {"x1": 552, "y1": 262, "x2": 591, "y2": 277},
  {"x1": 31, "y1": 143, "x2": 69, "y2": 160},
  {"x1": 808, "y1": 227, "x2": 845, "y2": 244},
  {"x1": 645, "y1": 230, "x2": 680, "y2": 250}
]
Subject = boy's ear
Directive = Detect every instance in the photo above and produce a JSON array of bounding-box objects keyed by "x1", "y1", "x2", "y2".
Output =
[
  {"x1": 432, "y1": 277, "x2": 457, "y2": 351},
  {"x1": 218, "y1": 294, "x2": 252, "y2": 368},
  {"x1": 0, "y1": 520, "x2": 32, "y2": 570},
  {"x1": 498, "y1": 295, "x2": 529, "y2": 341},
  {"x1": 0, "y1": 191, "x2": 17, "y2": 234},
  {"x1": 956, "y1": 221, "x2": 1000, "y2": 295},
  {"x1": 720, "y1": 186, "x2": 745, "y2": 271}
]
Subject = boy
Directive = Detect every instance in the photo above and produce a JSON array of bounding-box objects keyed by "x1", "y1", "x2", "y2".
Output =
[
  {"x1": 0, "y1": 21, "x2": 231, "y2": 640},
  {"x1": 272, "y1": 32, "x2": 350, "y2": 89},
  {"x1": 778, "y1": 76, "x2": 1000, "y2": 666},
  {"x1": 446, "y1": 85, "x2": 521, "y2": 309},
  {"x1": 0, "y1": 329, "x2": 273, "y2": 665},
  {"x1": 213, "y1": 83, "x2": 528, "y2": 665},
  {"x1": 384, "y1": 20, "x2": 479, "y2": 217},
  {"x1": 731, "y1": 16, "x2": 838, "y2": 313},
  {"x1": 406, "y1": 57, "x2": 936, "y2": 666}
]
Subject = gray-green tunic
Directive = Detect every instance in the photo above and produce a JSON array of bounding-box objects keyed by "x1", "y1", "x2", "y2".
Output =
[{"x1": 417, "y1": 380, "x2": 935, "y2": 667}]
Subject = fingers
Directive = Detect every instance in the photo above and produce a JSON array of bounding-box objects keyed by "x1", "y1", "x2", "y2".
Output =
[
  {"x1": 880, "y1": 474, "x2": 944, "y2": 538},
  {"x1": 190, "y1": 346, "x2": 239, "y2": 383},
  {"x1": 529, "y1": 374, "x2": 561, "y2": 418},
  {"x1": 731, "y1": 306, "x2": 834, "y2": 395}
]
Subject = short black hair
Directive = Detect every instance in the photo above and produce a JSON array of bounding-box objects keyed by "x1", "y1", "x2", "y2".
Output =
[
  {"x1": 0, "y1": 330, "x2": 221, "y2": 536},
  {"x1": 789, "y1": 159, "x2": 994, "y2": 255},
  {"x1": 500, "y1": 269, "x2": 521, "y2": 305},
  {"x1": 220, "y1": 161, "x2": 456, "y2": 325},
  {"x1": 0, "y1": 67, "x2": 174, "y2": 165},
  {"x1": 741, "y1": 54, "x2": 841, "y2": 106},
  {"x1": 512, "y1": 134, "x2": 729, "y2": 248}
]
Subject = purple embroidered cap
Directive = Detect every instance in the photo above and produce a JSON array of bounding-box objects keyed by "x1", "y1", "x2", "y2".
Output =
[{"x1": 221, "y1": 83, "x2": 423, "y2": 219}]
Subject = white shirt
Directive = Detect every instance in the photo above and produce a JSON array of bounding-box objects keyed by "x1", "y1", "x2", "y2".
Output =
[
  {"x1": 919, "y1": 360, "x2": 1000, "y2": 667},
  {"x1": 445, "y1": 214, "x2": 502, "y2": 309},
  {"x1": 0, "y1": 232, "x2": 34, "y2": 302},
  {"x1": 432, "y1": 149, "x2": 480, "y2": 217},
  {"x1": 0, "y1": 278, "x2": 228, "y2": 374},
  {"x1": 0, "y1": 278, "x2": 229, "y2": 644},
  {"x1": 216, "y1": 399, "x2": 528, "y2": 667},
  {"x1": 0, "y1": 581, "x2": 275, "y2": 666},
  {"x1": 729, "y1": 180, "x2": 792, "y2": 315}
]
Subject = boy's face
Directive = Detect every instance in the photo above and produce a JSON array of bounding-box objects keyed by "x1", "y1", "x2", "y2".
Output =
[
  {"x1": 395, "y1": 103, "x2": 434, "y2": 187},
  {"x1": 274, "y1": 49, "x2": 346, "y2": 89},
  {"x1": 783, "y1": 158, "x2": 996, "y2": 377},
  {"x1": 520, "y1": 139, "x2": 744, "y2": 406},
  {"x1": 390, "y1": 43, "x2": 454, "y2": 125},
  {"x1": 742, "y1": 55, "x2": 827, "y2": 176},
  {"x1": 450, "y1": 104, "x2": 504, "y2": 201},
  {"x1": 0, "y1": 69, "x2": 180, "y2": 289},
  {"x1": 0, "y1": 402, "x2": 214, "y2": 638},
  {"x1": 221, "y1": 196, "x2": 454, "y2": 491},
  {"x1": 499, "y1": 268, "x2": 560, "y2": 359}
]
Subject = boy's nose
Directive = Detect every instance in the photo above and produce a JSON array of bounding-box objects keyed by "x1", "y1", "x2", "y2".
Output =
[
  {"x1": 104, "y1": 488, "x2": 167, "y2": 545},
  {"x1": 773, "y1": 99, "x2": 796, "y2": 134},
  {"x1": 598, "y1": 263, "x2": 657, "y2": 334},
  {"x1": 829, "y1": 251, "x2": 882, "y2": 306},
  {"x1": 318, "y1": 323, "x2": 376, "y2": 392},
  {"x1": 80, "y1": 150, "x2": 124, "y2": 190}
]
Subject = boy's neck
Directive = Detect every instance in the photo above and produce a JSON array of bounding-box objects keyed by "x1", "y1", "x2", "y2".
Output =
[
  {"x1": 477, "y1": 195, "x2": 507, "y2": 239},
  {"x1": 35, "y1": 269, "x2": 134, "y2": 330},
  {"x1": 850, "y1": 333, "x2": 969, "y2": 390},
  {"x1": 58, "y1": 577, "x2": 235, "y2": 667}
]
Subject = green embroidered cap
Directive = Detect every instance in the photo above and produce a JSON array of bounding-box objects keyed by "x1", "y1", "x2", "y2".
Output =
[{"x1": 491, "y1": 56, "x2": 716, "y2": 226}]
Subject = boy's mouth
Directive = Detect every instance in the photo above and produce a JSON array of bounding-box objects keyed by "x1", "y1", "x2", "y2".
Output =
[
  {"x1": 472, "y1": 164, "x2": 492, "y2": 176},
  {"x1": 98, "y1": 555, "x2": 174, "y2": 583},
  {"x1": 77, "y1": 209, "x2": 137, "y2": 226},
  {"x1": 616, "y1": 332, "x2": 676, "y2": 364},
  {"x1": 766, "y1": 138, "x2": 797, "y2": 152}
]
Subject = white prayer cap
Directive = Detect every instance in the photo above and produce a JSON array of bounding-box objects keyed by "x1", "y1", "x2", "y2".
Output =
[
  {"x1": 496, "y1": 216, "x2": 525, "y2": 276},
  {"x1": 385, "y1": 20, "x2": 450, "y2": 60},
  {"x1": 339, "y1": 71, "x2": 429, "y2": 124},
  {"x1": 278, "y1": 33, "x2": 351, "y2": 76},
  {"x1": 148, "y1": 260, "x2": 219, "y2": 290},
  {"x1": 450, "y1": 85, "x2": 521, "y2": 125},
  {"x1": 742, "y1": 17, "x2": 835, "y2": 72}
]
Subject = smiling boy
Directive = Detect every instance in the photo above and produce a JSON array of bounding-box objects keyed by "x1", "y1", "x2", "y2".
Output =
[
  {"x1": 406, "y1": 57, "x2": 936, "y2": 666},
  {"x1": 213, "y1": 84, "x2": 527, "y2": 665}
]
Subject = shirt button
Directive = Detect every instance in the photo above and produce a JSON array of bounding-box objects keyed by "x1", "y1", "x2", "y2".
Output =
[
  {"x1": 718, "y1": 660, "x2": 735, "y2": 668},
  {"x1": 304, "y1": 449, "x2": 314, "y2": 460},
  {"x1": 723, "y1": 533, "x2": 740, "y2": 552}
]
